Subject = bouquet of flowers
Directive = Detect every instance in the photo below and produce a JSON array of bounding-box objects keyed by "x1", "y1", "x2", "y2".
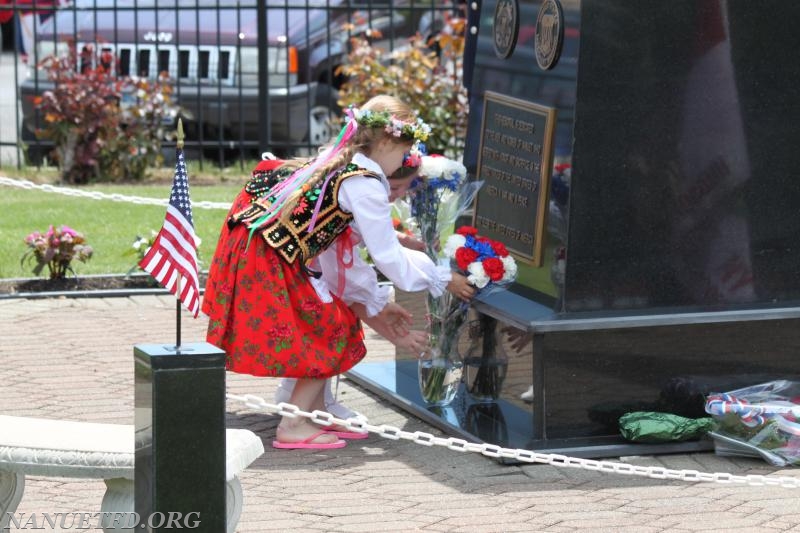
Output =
[
  {"x1": 445, "y1": 226, "x2": 517, "y2": 401},
  {"x1": 705, "y1": 380, "x2": 800, "y2": 466},
  {"x1": 401, "y1": 153, "x2": 483, "y2": 261},
  {"x1": 419, "y1": 224, "x2": 517, "y2": 405},
  {"x1": 443, "y1": 226, "x2": 517, "y2": 288},
  {"x1": 22, "y1": 225, "x2": 93, "y2": 279},
  {"x1": 397, "y1": 154, "x2": 480, "y2": 405}
]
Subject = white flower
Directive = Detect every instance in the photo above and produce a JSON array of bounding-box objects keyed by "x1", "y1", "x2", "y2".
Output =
[
  {"x1": 500, "y1": 255, "x2": 517, "y2": 282},
  {"x1": 467, "y1": 262, "x2": 490, "y2": 289},
  {"x1": 443, "y1": 234, "x2": 466, "y2": 259},
  {"x1": 419, "y1": 156, "x2": 466, "y2": 182}
]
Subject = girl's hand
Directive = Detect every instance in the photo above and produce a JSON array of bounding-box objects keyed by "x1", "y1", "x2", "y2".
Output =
[
  {"x1": 446, "y1": 272, "x2": 476, "y2": 302},
  {"x1": 376, "y1": 302, "x2": 413, "y2": 337},
  {"x1": 392, "y1": 329, "x2": 428, "y2": 353},
  {"x1": 396, "y1": 231, "x2": 426, "y2": 252}
]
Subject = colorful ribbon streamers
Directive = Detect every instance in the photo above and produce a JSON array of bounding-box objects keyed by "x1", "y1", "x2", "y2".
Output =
[
  {"x1": 334, "y1": 227, "x2": 355, "y2": 298},
  {"x1": 247, "y1": 109, "x2": 358, "y2": 240}
]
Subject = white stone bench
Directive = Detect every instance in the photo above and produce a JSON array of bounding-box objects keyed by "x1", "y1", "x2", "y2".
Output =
[{"x1": 0, "y1": 415, "x2": 264, "y2": 533}]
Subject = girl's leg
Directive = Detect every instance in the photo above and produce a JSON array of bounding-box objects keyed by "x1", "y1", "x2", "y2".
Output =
[
  {"x1": 275, "y1": 378, "x2": 338, "y2": 444},
  {"x1": 274, "y1": 377, "x2": 297, "y2": 403},
  {"x1": 275, "y1": 376, "x2": 366, "y2": 422}
]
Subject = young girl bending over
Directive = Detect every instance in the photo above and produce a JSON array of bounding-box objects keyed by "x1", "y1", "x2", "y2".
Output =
[
  {"x1": 272, "y1": 152, "x2": 432, "y2": 421},
  {"x1": 202, "y1": 95, "x2": 475, "y2": 449}
]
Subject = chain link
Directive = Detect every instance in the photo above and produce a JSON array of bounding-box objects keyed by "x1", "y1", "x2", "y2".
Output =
[
  {"x1": 226, "y1": 392, "x2": 800, "y2": 489},
  {"x1": 0, "y1": 176, "x2": 231, "y2": 210}
]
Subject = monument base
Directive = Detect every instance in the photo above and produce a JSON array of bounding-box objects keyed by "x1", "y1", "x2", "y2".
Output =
[
  {"x1": 347, "y1": 360, "x2": 713, "y2": 463},
  {"x1": 349, "y1": 289, "x2": 800, "y2": 464}
]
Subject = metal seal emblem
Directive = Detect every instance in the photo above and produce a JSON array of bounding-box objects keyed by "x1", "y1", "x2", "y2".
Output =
[
  {"x1": 493, "y1": 0, "x2": 519, "y2": 59},
  {"x1": 535, "y1": 0, "x2": 564, "y2": 70}
]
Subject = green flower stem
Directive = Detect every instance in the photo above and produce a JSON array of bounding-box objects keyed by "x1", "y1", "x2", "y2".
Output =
[{"x1": 420, "y1": 292, "x2": 469, "y2": 404}]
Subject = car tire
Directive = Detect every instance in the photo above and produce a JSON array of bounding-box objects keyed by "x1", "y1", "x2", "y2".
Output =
[
  {"x1": 305, "y1": 85, "x2": 341, "y2": 149},
  {"x1": 20, "y1": 125, "x2": 50, "y2": 166}
]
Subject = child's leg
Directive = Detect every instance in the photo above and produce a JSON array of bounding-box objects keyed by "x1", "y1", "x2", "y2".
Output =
[
  {"x1": 275, "y1": 378, "x2": 338, "y2": 444},
  {"x1": 275, "y1": 376, "x2": 365, "y2": 420},
  {"x1": 274, "y1": 377, "x2": 297, "y2": 403}
]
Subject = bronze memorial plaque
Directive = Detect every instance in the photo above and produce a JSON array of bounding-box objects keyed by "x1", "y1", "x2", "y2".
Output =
[{"x1": 473, "y1": 91, "x2": 557, "y2": 266}]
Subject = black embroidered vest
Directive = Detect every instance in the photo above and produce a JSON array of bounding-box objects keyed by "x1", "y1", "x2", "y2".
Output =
[{"x1": 231, "y1": 163, "x2": 380, "y2": 265}]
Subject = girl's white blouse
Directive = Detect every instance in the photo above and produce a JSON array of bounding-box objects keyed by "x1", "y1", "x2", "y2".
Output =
[{"x1": 310, "y1": 152, "x2": 451, "y2": 316}]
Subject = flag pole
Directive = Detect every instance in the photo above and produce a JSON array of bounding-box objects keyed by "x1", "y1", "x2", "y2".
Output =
[
  {"x1": 176, "y1": 273, "x2": 182, "y2": 349},
  {"x1": 138, "y1": 116, "x2": 199, "y2": 345},
  {"x1": 175, "y1": 119, "x2": 185, "y2": 351}
]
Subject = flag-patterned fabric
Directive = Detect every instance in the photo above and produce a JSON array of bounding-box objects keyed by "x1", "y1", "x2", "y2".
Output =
[{"x1": 139, "y1": 148, "x2": 200, "y2": 317}]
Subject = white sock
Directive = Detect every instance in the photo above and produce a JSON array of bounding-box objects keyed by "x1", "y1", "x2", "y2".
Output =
[{"x1": 273, "y1": 377, "x2": 366, "y2": 421}]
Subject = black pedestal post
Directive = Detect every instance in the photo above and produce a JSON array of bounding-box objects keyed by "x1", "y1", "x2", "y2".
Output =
[{"x1": 134, "y1": 342, "x2": 226, "y2": 532}]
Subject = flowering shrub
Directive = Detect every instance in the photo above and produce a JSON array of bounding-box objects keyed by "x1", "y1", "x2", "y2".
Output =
[
  {"x1": 124, "y1": 230, "x2": 158, "y2": 276},
  {"x1": 32, "y1": 41, "x2": 178, "y2": 184},
  {"x1": 337, "y1": 16, "x2": 468, "y2": 158},
  {"x1": 22, "y1": 225, "x2": 93, "y2": 279}
]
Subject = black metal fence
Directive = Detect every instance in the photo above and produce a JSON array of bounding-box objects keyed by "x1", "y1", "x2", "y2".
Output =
[{"x1": 0, "y1": 0, "x2": 457, "y2": 170}]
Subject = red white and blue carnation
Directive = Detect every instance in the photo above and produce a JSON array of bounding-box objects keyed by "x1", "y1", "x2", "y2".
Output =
[{"x1": 443, "y1": 226, "x2": 517, "y2": 289}]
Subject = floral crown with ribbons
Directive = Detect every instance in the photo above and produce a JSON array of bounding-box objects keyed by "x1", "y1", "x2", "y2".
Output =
[
  {"x1": 245, "y1": 105, "x2": 430, "y2": 239},
  {"x1": 348, "y1": 106, "x2": 432, "y2": 143}
]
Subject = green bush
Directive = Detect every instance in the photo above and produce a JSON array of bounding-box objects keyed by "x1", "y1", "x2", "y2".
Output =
[
  {"x1": 337, "y1": 16, "x2": 468, "y2": 158},
  {"x1": 33, "y1": 42, "x2": 178, "y2": 184}
]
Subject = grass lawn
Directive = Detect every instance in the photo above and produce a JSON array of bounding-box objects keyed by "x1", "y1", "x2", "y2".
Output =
[
  {"x1": 1, "y1": 164, "x2": 559, "y2": 298},
  {"x1": 0, "y1": 177, "x2": 246, "y2": 279}
]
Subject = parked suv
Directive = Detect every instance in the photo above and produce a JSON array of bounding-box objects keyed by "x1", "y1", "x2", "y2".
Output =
[{"x1": 19, "y1": 0, "x2": 442, "y2": 159}]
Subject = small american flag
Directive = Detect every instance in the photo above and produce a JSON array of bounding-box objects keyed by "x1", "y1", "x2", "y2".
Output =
[{"x1": 139, "y1": 148, "x2": 201, "y2": 317}]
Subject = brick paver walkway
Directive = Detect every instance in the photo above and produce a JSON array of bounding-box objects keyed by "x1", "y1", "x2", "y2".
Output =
[{"x1": 2, "y1": 295, "x2": 800, "y2": 532}]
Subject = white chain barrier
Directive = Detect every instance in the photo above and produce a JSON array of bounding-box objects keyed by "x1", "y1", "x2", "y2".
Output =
[
  {"x1": 226, "y1": 392, "x2": 800, "y2": 489},
  {"x1": 0, "y1": 175, "x2": 231, "y2": 210},
  {"x1": 7, "y1": 170, "x2": 799, "y2": 488}
]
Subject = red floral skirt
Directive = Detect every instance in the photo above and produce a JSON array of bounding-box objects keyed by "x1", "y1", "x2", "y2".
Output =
[{"x1": 202, "y1": 190, "x2": 366, "y2": 378}]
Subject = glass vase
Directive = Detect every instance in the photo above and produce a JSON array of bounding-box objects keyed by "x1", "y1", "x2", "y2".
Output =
[
  {"x1": 417, "y1": 292, "x2": 468, "y2": 407},
  {"x1": 463, "y1": 314, "x2": 509, "y2": 403},
  {"x1": 418, "y1": 344, "x2": 463, "y2": 407}
]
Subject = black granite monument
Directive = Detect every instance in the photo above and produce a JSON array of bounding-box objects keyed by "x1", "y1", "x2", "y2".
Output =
[{"x1": 348, "y1": 0, "x2": 800, "y2": 458}]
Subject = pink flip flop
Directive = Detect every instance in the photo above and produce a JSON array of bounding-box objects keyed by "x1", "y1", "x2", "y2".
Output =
[
  {"x1": 272, "y1": 430, "x2": 347, "y2": 450},
  {"x1": 324, "y1": 429, "x2": 369, "y2": 440}
]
